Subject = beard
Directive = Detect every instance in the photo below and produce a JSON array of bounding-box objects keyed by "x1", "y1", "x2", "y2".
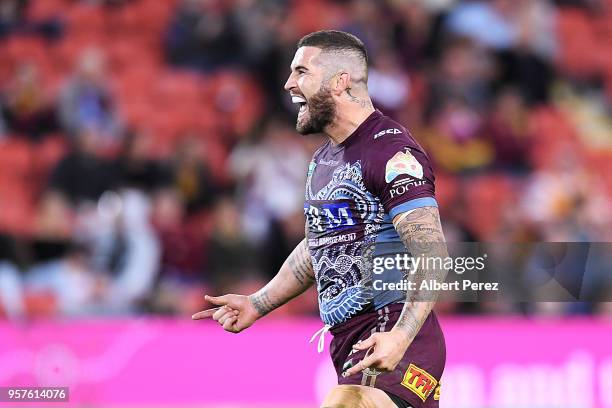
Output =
[{"x1": 295, "y1": 84, "x2": 336, "y2": 135}]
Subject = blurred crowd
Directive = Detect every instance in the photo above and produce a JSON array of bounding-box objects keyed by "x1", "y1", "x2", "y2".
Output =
[{"x1": 0, "y1": 0, "x2": 611, "y2": 319}]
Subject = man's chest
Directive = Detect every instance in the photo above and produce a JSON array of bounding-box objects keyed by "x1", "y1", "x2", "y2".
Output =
[{"x1": 304, "y1": 155, "x2": 383, "y2": 235}]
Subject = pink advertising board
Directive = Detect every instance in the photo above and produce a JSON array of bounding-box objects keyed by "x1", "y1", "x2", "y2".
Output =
[{"x1": 0, "y1": 317, "x2": 611, "y2": 407}]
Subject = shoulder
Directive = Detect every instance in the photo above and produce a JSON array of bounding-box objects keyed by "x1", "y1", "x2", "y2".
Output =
[
  {"x1": 360, "y1": 115, "x2": 435, "y2": 193},
  {"x1": 380, "y1": 114, "x2": 422, "y2": 142},
  {"x1": 364, "y1": 115, "x2": 429, "y2": 165}
]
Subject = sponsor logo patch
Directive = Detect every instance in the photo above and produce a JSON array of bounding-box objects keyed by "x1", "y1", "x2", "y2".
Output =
[
  {"x1": 374, "y1": 128, "x2": 402, "y2": 139},
  {"x1": 389, "y1": 177, "x2": 428, "y2": 198},
  {"x1": 304, "y1": 202, "x2": 355, "y2": 232},
  {"x1": 434, "y1": 382, "x2": 441, "y2": 401},
  {"x1": 385, "y1": 150, "x2": 423, "y2": 183},
  {"x1": 400, "y1": 363, "x2": 438, "y2": 402}
]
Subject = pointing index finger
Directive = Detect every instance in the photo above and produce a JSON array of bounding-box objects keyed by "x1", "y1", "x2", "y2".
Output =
[{"x1": 192, "y1": 307, "x2": 222, "y2": 320}]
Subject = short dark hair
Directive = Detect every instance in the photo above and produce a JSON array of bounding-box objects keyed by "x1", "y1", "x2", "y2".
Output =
[{"x1": 297, "y1": 30, "x2": 368, "y2": 66}]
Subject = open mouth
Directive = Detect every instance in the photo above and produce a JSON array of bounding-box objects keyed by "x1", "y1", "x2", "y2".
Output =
[{"x1": 292, "y1": 95, "x2": 308, "y2": 114}]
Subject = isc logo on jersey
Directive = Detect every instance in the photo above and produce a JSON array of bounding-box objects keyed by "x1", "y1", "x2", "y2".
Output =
[
  {"x1": 304, "y1": 202, "x2": 355, "y2": 232},
  {"x1": 373, "y1": 128, "x2": 402, "y2": 139}
]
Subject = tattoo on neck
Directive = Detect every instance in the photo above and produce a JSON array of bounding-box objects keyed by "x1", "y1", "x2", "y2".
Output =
[{"x1": 345, "y1": 88, "x2": 371, "y2": 109}]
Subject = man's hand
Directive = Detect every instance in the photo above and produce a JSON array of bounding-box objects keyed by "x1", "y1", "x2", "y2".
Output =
[
  {"x1": 192, "y1": 294, "x2": 261, "y2": 333},
  {"x1": 342, "y1": 329, "x2": 412, "y2": 377}
]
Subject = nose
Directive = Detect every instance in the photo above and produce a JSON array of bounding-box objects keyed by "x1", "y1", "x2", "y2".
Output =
[{"x1": 284, "y1": 72, "x2": 297, "y2": 92}]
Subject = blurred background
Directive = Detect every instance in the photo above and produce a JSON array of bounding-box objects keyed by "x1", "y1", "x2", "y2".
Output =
[{"x1": 0, "y1": 0, "x2": 611, "y2": 407}]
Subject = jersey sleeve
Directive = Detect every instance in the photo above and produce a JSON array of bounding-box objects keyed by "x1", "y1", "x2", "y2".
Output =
[{"x1": 364, "y1": 130, "x2": 437, "y2": 220}]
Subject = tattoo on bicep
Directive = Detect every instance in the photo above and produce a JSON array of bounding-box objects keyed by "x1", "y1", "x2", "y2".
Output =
[
  {"x1": 287, "y1": 239, "x2": 314, "y2": 286},
  {"x1": 394, "y1": 207, "x2": 449, "y2": 337},
  {"x1": 395, "y1": 207, "x2": 443, "y2": 243}
]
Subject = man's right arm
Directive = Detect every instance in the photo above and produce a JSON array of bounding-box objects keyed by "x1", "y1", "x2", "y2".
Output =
[
  {"x1": 249, "y1": 238, "x2": 315, "y2": 316},
  {"x1": 193, "y1": 237, "x2": 315, "y2": 332}
]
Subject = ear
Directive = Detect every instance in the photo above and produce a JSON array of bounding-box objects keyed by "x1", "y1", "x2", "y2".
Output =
[{"x1": 331, "y1": 72, "x2": 351, "y2": 96}]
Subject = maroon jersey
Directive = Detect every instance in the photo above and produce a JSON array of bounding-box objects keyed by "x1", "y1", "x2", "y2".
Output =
[{"x1": 304, "y1": 110, "x2": 438, "y2": 326}]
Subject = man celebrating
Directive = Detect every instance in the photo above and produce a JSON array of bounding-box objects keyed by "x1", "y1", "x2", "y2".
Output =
[{"x1": 193, "y1": 30, "x2": 448, "y2": 408}]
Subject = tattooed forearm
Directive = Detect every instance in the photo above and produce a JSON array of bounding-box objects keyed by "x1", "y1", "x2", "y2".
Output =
[
  {"x1": 249, "y1": 292, "x2": 283, "y2": 317},
  {"x1": 287, "y1": 239, "x2": 315, "y2": 285},
  {"x1": 393, "y1": 206, "x2": 449, "y2": 340},
  {"x1": 248, "y1": 238, "x2": 315, "y2": 317}
]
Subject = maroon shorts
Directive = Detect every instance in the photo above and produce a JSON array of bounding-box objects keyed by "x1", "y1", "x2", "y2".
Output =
[{"x1": 330, "y1": 303, "x2": 445, "y2": 408}]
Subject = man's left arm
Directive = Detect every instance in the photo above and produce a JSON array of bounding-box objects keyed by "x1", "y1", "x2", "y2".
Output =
[
  {"x1": 343, "y1": 206, "x2": 448, "y2": 377},
  {"x1": 391, "y1": 206, "x2": 448, "y2": 341}
]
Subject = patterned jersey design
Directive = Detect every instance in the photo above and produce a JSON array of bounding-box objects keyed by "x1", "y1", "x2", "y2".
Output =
[
  {"x1": 305, "y1": 161, "x2": 384, "y2": 325},
  {"x1": 304, "y1": 110, "x2": 437, "y2": 327}
]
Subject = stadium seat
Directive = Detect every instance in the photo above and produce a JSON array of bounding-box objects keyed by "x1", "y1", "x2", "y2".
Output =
[
  {"x1": 0, "y1": 181, "x2": 36, "y2": 235},
  {"x1": 0, "y1": 139, "x2": 33, "y2": 180},
  {"x1": 32, "y1": 135, "x2": 68, "y2": 180},
  {"x1": 434, "y1": 172, "x2": 460, "y2": 212},
  {"x1": 64, "y1": 4, "x2": 106, "y2": 35},
  {"x1": 27, "y1": 0, "x2": 68, "y2": 20},
  {"x1": 556, "y1": 8, "x2": 599, "y2": 77},
  {"x1": 528, "y1": 107, "x2": 580, "y2": 169},
  {"x1": 208, "y1": 72, "x2": 264, "y2": 136},
  {"x1": 463, "y1": 175, "x2": 517, "y2": 240}
]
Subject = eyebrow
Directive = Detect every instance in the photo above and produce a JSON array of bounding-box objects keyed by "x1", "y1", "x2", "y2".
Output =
[{"x1": 291, "y1": 65, "x2": 308, "y2": 72}]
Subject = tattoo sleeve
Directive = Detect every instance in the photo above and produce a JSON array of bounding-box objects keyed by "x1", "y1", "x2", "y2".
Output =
[
  {"x1": 392, "y1": 206, "x2": 449, "y2": 341},
  {"x1": 249, "y1": 238, "x2": 315, "y2": 316},
  {"x1": 287, "y1": 238, "x2": 315, "y2": 285}
]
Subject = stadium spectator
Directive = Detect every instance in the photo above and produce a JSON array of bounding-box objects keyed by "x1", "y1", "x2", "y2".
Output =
[
  {"x1": 152, "y1": 188, "x2": 205, "y2": 280},
  {"x1": 58, "y1": 48, "x2": 122, "y2": 142},
  {"x1": 427, "y1": 37, "x2": 494, "y2": 113},
  {"x1": 229, "y1": 118, "x2": 309, "y2": 241},
  {"x1": 104, "y1": 190, "x2": 161, "y2": 313},
  {"x1": 25, "y1": 241, "x2": 105, "y2": 316},
  {"x1": 34, "y1": 192, "x2": 74, "y2": 240},
  {"x1": 0, "y1": 261, "x2": 23, "y2": 318},
  {"x1": 149, "y1": 189, "x2": 206, "y2": 314},
  {"x1": 445, "y1": 0, "x2": 557, "y2": 104},
  {"x1": 0, "y1": 0, "x2": 27, "y2": 38},
  {"x1": 367, "y1": 49, "x2": 411, "y2": 118},
  {"x1": 0, "y1": 63, "x2": 58, "y2": 141},
  {"x1": 0, "y1": 0, "x2": 63, "y2": 40},
  {"x1": 388, "y1": 0, "x2": 442, "y2": 68},
  {"x1": 164, "y1": 0, "x2": 243, "y2": 71},
  {"x1": 232, "y1": 0, "x2": 293, "y2": 115},
  {"x1": 47, "y1": 128, "x2": 113, "y2": 205},
  {"x1": 445, "y1": 0, "x2": 521, "y2": 51},
  {"x1": 112, "y1": 129, "x2": 172, "y2": 193},
  {"x1": 483, "y1": 87, "x2": 532, "y2": 172},
  {"x1": 423, "y1": 97, "x2": 494, "y2": 173},
  {"x1": 171, "y1": 135, "x2": 219, "y2": 215},
  {"x1": 206, "y1": 196, "x2": 262, "y2": 293},
  {"x1": 339, "y1": 0, "x2": 384, "y2": 59},
  {"x1": 520, "y1": 147, "x2": 593, "y2": 240}
]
